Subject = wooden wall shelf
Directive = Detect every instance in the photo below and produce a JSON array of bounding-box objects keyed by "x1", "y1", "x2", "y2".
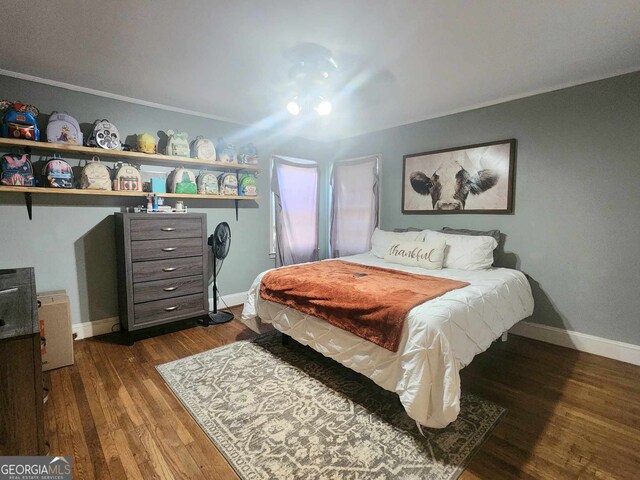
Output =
[
  {"x1": 0, "y1": 185, "x2": 259, "y2": 201},
  {"x1": 0, "y1": 138, "x2": 260, "y2": 171},
  {"x1": 0, "y1": 186, "x2": 260, "y2": 220},
  {"x1": 0, "y1": 137, "x2": 261, "y2": 221}
]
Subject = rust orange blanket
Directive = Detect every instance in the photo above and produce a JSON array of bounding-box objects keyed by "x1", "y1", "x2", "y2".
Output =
[{"x1": 259, "y1": 260, "x2": 469, "y2": 352}]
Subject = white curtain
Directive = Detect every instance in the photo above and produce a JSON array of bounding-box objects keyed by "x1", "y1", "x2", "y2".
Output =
[
  {"x1": 272, "y1": 156, "x2": 319, "y2": 267},
  {"x1": 330, "y1": 155, "x2": 379, "y2": 258}
]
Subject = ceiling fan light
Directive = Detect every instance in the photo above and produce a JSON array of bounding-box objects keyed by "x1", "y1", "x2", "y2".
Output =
[
  {"x1": 286, "y1": 99, "x2": 301, "y2": 116},
  {"x1": 316, "y1": 99, "x2": 332, "y2": 116}
]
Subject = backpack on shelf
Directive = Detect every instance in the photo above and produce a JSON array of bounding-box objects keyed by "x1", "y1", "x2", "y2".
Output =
[
  {"x1": 238, "y1": 143, "x2": 259, "y2": 164},
  {"x1": 0, "y1": 100, "x2": 40, "y2": 141},
  {"x1": 190, "y1": 136, "x2": 216, "y2": 161},
  {"x1": 86, "y1": 119, "x2": 121, "y2": 150},
  {"x1": 113, "y1": 162, "x2": 142, "y2": 191},
  {"x1": 46, "y1": 112, "x2": 82, "y2": 145},
  {"x1": 166, "y1": 130, "x2": 190, "y2": 157},
  {"x1": 196, "y1": 172, "x2": 219, "y2": 195},
  {"x1": 218, "y1": 172, "x2": 238, "y2": 196},
  {"x1": 42, "y1": 155, "x2": 74, "y2": 188},
  {"x1": 168, "y1": 167, "x2": 197, "y2": 194},
  {"x1": 0, "y1": 153, "x2": 36, "y2": 186},
  {"x1": 216, "y1": 138, "x2": 236, "y2": 163},
  {"x1": 80, "y1": 156, "x2": 111, "y2": 190},
  {"x1": 136, "y1": 132, "x2": 157, "y2": 154},
  {"x1": 238, "y1": 170, "x2": 257, "y2": 196}
]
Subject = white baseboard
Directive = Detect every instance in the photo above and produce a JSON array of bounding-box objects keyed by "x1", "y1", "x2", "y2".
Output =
[
  {"x1": 209, "y1": 291, "x2": 248, "y2": 311},
  {"x1": 72, "y1": 291, "x2": 248, "y2": 340},
  {"x1": 72, "y1": 316, "x2": 120, "y2": 340},
  {"x1": 510, "y1": 321, "x2": 640, "y2": 366}
]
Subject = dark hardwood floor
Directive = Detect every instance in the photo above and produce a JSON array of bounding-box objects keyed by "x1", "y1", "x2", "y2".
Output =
[{"x1": 43, "y1": 308, "x2": 640, "y2": 479}]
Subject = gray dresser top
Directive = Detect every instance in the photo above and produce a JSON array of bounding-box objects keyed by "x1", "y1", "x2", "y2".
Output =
[{"x1": 0, "y1": 267, "x2": 38, "y2": 339}]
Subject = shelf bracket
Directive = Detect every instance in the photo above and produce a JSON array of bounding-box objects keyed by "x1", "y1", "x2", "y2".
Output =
[
  {"x1": 235, "y1": 199, "x2": 239, "y2": 221},
  {"x1": 24, "y1": 192, "x2": 33, "y2": 220}
]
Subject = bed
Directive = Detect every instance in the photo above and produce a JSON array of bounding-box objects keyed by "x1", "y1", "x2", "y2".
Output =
[{"x1": 241, "y1": 251, "x2": 534, "y2": 428}]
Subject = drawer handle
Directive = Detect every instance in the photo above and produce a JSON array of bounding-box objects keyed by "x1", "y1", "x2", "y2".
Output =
[
  {"x1": 163, "y1": 286, "x2": 178, "y2": 292},
  {"x1": 161, "y1": 227, "x2": 176, "y2": 232},
  {"x1": 162, "y1": 267, "x2": 177, "y2": 272},
  {"x1": 164, "y1": 306, "x2": 178, "y2": 312},
  {"x1": 0, "y1": 287, "x2": 18, "y2": 296},
  {"x1": 162, "y1": 247, "x2": 177, "y2": 252}
]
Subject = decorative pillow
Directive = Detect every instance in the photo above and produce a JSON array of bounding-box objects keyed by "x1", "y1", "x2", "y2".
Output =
[
  {"x1": 393, "y1": 227, "x2": 423, "y2": 233},
  {"x1": 441, "y1": 227, "x2": 502, "y2": 265},
  {"x1": 423, "y1": 230, "x2": 497, "y2": 270},
  {"x1": 440, "y1": 227, "x2": 501, "y2": 244},
  {"x1": 383, "y1": 239, "x2": 446, "y2": 269},
  {"x1": 370, "y1": 228, "x2": 424, "y2": 258}
]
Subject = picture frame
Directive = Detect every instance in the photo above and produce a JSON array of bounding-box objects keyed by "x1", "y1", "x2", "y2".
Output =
[{"x1": 402, "y1": 139, "x2": 516, "y2": 214}]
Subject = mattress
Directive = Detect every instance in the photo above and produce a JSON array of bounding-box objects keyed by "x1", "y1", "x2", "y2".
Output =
[{"x1": 241, "y1": 252, "x2": 534, "y2": 428}]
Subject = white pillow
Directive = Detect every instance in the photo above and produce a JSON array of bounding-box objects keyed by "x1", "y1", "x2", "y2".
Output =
[
  {"x1": 383, "y1": 239, "x2": 446, "y2": 269},
  {"x1": 370, "y1": 228, "x2": 424, "y2": 258},
  {"x1": 423, "y1": 230, "x2": 497, "y2": 270}
]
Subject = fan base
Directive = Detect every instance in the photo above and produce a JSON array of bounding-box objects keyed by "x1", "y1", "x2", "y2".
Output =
[{"x1": 201, "y1": 311, "x2": 234, "y2": 326}]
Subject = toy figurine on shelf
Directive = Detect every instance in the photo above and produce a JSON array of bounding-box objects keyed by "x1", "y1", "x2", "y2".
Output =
[{"x1": 0, "y1": 100, "x2": 40, "y2": 141}]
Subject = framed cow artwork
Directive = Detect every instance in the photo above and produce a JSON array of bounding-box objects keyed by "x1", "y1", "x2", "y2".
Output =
[{"x1": 402, "y1": 139, "x2": 516, "y2": 214}]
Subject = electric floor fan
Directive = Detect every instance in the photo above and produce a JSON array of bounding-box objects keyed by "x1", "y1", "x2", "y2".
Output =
[{"x1": 202, "y1": 221, "x2": 234, "y2": 325}]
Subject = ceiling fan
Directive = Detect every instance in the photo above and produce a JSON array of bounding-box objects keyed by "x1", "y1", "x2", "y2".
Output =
[
  {"x1": 284, "y1": 43, "x2": 338, "y2": 117},
  {"x1": 281, "y1": 43, "x2": 397, "y2": 121}
]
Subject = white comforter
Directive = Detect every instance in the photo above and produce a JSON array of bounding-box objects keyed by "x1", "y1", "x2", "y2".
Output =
[{"x1": 241, "y1": 253, "x2": 534, "y2": 428}]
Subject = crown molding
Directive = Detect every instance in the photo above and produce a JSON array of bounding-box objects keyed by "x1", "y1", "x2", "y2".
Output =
[
  {"x1": 2, "y1": 65, "x2": 639, "y2": 143},
  {"x1": 330, "y1": 65, "x2": 640, "y2": 141},
  {"x1": 0, "y1": 68, "x2": 248, "y2": 127}
]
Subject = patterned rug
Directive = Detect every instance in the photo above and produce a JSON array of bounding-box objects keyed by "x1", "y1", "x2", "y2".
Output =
[{"x1": 157, "y1": 333, "x2": 504, "y2": 480}]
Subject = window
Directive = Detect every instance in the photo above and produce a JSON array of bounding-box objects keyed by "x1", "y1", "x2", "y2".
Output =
[
  {"x1": 270, "y1": 155, "x2": 319, "y2": 266},
  {"x1": 330, "y1": 155, "x2": 379, "y2": 257}
]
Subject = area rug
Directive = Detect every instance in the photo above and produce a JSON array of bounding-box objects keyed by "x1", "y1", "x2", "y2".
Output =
[{"x1": 157, "y1": 333, "x2": 504, "y2": 480}]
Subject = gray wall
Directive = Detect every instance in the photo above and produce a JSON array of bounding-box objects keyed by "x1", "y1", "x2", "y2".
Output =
[
  {"x1": 2, "y1": 72, "x2": 638, "y2": 345},
  {"x1": 330, "y1": 72, "x2": 640, "y2": 345},
  {"x1": 0, "y1": 75, "x2": 326, "y2": 325}
]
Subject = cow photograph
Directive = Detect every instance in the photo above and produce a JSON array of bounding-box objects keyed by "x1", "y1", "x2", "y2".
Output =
[{"x1": 402, "y1": 139, "x2": 515, "y2": 214}]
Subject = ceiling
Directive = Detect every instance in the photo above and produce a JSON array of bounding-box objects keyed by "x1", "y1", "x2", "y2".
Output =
[{"x1": 1, "y1": 1, "x2": 639, "y2": 141}]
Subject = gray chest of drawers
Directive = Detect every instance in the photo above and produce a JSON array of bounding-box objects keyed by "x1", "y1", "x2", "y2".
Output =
[
  {"x1": 0, "y1": 267, "x2": 46, "y2": 455},
  {"x1": 115, "y1": 213, "x2": 208, "y2": 342}
]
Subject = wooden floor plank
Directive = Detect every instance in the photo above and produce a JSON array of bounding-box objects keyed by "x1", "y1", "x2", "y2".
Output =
[
  {"x1": 69, "y1": 366, "x2": 116, "y2": 480},
  {"x1": 136, "y1": 425, "x2": 177, "y2": 480},
  {"x1": 56, "y1": 367, "x2": 98, "y2": 480},
  {"x1": 111, "y1": 429, "x2": 146, "y2": 480},
  {"x1": 42, "y1": 307, "x2": 640, "y2": 479}
]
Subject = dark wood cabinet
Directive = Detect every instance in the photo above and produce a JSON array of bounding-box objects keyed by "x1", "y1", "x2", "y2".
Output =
[
  {"x1": 0, "y1": 267, "x2": 46, "y2": 456},
  {"x1": 115, "y1": 213, "x2": 209, "y2": 341}
]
